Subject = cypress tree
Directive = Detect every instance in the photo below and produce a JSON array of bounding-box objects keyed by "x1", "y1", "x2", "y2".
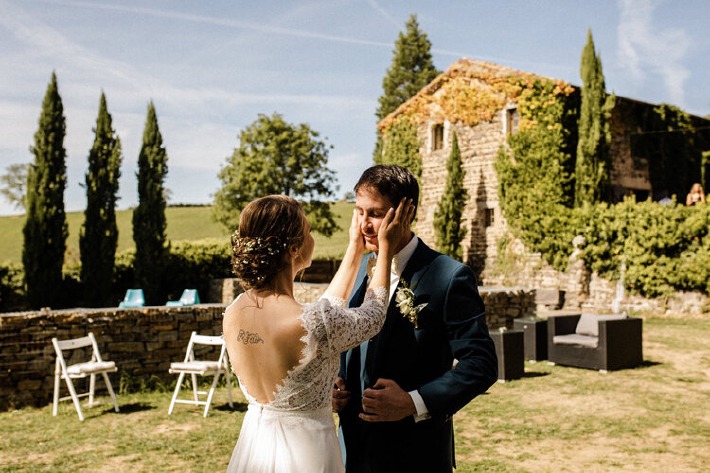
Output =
[
  {"x1": 434, "y1": 132, "x2": 468, "y2": 261},
  {"x1": 22, "y1": 72, "x2": 68, "y2": 309},
  {"x1": 374, "y1": 14, "x2": 439, "y2": 162},
  {"x1": 575, "y1": 29, "x2": 614, "y2": 206},
  {"x1": 132, "y1": 101, "x2": 169, "y2": 304},
  {"x1": 80, "y1": 92, "x2": 123, "y2": 307}
]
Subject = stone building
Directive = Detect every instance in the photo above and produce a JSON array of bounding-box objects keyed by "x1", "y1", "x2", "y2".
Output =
[{"x1": 378, "y1": 58, "x2": 709, "y2": 310}]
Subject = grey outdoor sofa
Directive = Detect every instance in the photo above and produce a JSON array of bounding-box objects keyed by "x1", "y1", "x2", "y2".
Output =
[{"x1": 547, "y1": 313, "x2": 643, "y2": 372}]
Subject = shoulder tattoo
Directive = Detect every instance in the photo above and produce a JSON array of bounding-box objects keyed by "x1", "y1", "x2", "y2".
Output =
[{"x1": 237, "y1": 329, "x2": 264, "y2": 344}]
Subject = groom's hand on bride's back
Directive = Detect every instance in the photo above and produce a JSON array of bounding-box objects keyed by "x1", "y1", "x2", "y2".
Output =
[{"x1": 332, "y1": 376, "x2": 350, "y2": 413}]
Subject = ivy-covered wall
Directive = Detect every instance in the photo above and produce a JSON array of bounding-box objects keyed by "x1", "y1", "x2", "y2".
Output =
[{"x1": 379, "y1": 58, "x2": 710, "y2": 302}]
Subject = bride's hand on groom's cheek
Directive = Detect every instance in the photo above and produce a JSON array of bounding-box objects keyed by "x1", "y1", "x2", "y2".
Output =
[
  {"x1": 381, "y1": 198, "x2": 415, "y2": 248},
  {"x1": 348, "y1": 209, "x2": 365, "y2": 252}
]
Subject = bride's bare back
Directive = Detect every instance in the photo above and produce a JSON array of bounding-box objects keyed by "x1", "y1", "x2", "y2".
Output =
[{"x1": 223, "y1": 292, "x2": 307, "y2": 404}]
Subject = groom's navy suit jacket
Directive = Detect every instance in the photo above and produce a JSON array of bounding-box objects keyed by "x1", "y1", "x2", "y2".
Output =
[{"x1": 339, "y1": 239, "x2": 498, "y2": 473}]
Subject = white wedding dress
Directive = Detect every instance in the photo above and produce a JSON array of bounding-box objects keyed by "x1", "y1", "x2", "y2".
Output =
[{"x1": 226, "y1": 286, "x2": 387, "y2": 473}]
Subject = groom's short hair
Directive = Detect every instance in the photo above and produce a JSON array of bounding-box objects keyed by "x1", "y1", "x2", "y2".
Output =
[{"x1": 354, "y1": 165, "x2": 419, "y2": 220}]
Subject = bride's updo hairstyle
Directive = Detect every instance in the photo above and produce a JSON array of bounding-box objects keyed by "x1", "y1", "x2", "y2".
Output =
[{"x1": 231, "y1": 195, "x2": 307, "y2": 289}]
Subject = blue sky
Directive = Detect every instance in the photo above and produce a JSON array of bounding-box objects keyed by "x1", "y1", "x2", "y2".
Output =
[{"x1": 1, "y1": 0, "x2": 708, "y2": 216}]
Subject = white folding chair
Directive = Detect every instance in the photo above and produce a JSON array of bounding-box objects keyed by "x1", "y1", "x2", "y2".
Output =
[
  {"x1": 168, "y1": 332, "x2": 233, "y2": 417},
  {"x1": 52, "y1": 332, "x2": 120, "y2": 421}
]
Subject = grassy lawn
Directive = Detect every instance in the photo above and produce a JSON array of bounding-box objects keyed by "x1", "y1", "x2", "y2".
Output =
[
  {"x1": 0, "y1": 203, "x2": 354, "y2": 264},
  {"x1": 1, "y1": 316, "x2": 708, "y2": 472}
]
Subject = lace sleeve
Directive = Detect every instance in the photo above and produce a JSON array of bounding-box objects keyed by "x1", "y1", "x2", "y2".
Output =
[
  {"x1": 364, "y1": 286, "x2": 388, "y2": 307},
  {"x1": 321, "y1": 292, "x2": 345, "y2": 308},
  {"x1": 308, "y1": 286, "x2": 388, "y2": 356}
]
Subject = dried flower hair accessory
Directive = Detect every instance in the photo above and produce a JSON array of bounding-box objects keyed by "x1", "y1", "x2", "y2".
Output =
[
  {"x1": 395, "y1": 280, "x2": 427, "y2": 328},
  {"x1": 231, "y1": 233, "x2": 289, "y2": 257}
]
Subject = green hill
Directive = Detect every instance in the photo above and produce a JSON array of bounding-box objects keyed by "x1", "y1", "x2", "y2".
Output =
[{"x1": 0, "y1": 202, "x2": 353, "y2": 265}]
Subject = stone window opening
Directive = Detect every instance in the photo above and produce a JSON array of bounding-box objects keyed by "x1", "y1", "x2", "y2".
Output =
[
  {"x1": 506, "y1": 108, "x2": 519, "y2": 135},
  {"x1": 432, "y1": 123, "x2": 444, "y2": 151},
  {"x1": 484, "y1": 208, "x2": 495, "y2": 227}
]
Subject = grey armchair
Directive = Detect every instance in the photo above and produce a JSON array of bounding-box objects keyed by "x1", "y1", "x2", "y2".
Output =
[{"x1": 547, "y1": 313, "x2": 643, "y2": 372}]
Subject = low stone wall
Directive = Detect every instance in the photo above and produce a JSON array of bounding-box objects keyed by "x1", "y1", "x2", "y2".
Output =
[
  {"x1": 0, "y1": 304, "x2": 227, "y2": 410},
  {"x1": 210, "y1": 278, "x2": 535, "y2": 327},
  {"x1": 483, "y1": 235, "x2": 710, "y2": 315},
  {"x1": 584, "y1": 274, "x2": 710, "y2": 315},
  {"x1": 479, "y1": 286, "x2": 535, "y2": 329},
  {"x1": 0, "y1": 284, "x2": 533, "y2": 410}
]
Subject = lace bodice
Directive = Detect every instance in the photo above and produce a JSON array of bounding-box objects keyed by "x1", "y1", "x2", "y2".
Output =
[{"x1": 236, "y1": 286, "x2": 388, "y2": 411}]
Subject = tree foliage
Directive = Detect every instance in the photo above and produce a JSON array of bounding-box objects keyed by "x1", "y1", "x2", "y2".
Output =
[
  {"x1": 496, "y1": 78, "x2": 579, "y2": 270},
  {"x1": 434, "y1": 132, "x2": 467, "y2": 260},
  {"x1": 374, "y1": 14, "x2": 439, "y2": 162},
  {"x1": 132, "y1": 102, "x2": 169, "y2": 304},
  {"x1": 80, "y1": 92, "x2": 123, "y2": 307},
  {"x1": 380, "y1": 117, "x2": 422, "y2": 179},
  {"x1": 214, "y1": 113, "x2": 339, "y2": 236},
  {"x1": 0, "y1": 164, "x2": 28, "y2": 211},
  {"x1": 575, "y1": 30, "x2": 614, "y2": 207},
  {"x1": 22, "y1": 72, "x2": 68, "y2": 309},
  {"x1": 578, "y1": 199, "x2": 710, "y2": 297}
]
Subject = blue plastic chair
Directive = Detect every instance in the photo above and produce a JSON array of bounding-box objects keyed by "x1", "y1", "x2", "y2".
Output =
[
  {"x1": 118, "y1": 289, "x2": 145, "y2": 308},
  {"x1": 166, "y1": 289, "x2": 200, "y2": 307}
]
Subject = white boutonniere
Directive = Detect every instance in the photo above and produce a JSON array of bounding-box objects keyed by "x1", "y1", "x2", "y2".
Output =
[{"x1": 395, "y1": 280, "x2": 428, "y2": 328}]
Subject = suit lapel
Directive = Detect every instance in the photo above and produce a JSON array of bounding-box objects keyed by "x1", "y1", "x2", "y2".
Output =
[
  {"x1": 365, "y1": 240, "x2": 435, "y2": 384},
  {"x1": 401, "y1": 239, "x2": 436, "y2": 285},
  {"x1": 348, "y1": 255, "x2": 371, "y2": 308},
  {"x1": 344, "y1": 256, "x2": 370, "y2": 392}
]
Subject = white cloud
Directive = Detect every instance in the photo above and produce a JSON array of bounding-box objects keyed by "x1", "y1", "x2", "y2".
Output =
[
  {"x1": 51, "y1": 0, "x2": 394, "y2": 49},
  {"x1": 617, "y1": 0, "x2": 690, "y2": 106}
]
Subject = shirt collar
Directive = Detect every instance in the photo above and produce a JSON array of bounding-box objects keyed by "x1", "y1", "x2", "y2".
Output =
[
  {"x1": 367, "y1": 235, "x2": 419, "y2": 277},
  {"x1": 392, "y1": 235, "x2": 418, "y2": 276}
]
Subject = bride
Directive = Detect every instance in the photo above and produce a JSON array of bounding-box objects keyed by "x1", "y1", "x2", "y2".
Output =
[{"x1": 223, "y1": 194, "x2": 413, "y2": 472}]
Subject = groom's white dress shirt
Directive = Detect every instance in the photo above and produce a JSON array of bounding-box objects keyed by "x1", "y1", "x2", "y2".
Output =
[{"x1": 364, "y1": 235, "x2": 430, "y2": 422}]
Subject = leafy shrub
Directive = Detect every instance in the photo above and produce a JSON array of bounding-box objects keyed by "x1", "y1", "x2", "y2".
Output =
[
  {"x1": 0, "y1": 263, "x2": 27, "y2": 312},
  {"x1": 1, "y1": 239, "x2": 232, "y2": 311},
  {"x1": 163, "y1": 239, "x2": 232, "y2": 301},
  {"x1": 112, "y1": 239, "x2": 232, "y2": 304},
  {"x1": 578, "y1": 199, "x2": 710, "y2": 298}
]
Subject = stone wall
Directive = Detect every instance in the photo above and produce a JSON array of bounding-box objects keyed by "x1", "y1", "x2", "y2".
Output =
[
  {"x1": 609, "y1": 100, "x2": 652, "y2": 200},
  {"x1": 411, "y1": 79, "x2": 668, "y2": 290},
  {"x1": 416, "y1": 110, "x2": 508, "y2": 276},
  {"x1": 208, "y1": 278, "x2": 534, "y2": 329},
  {"x1": 479, "y1": 286, "x2": 536, "y2": 329},
  {"x1": 0, "y1": 304, "x2": 226, "y2": 410},
  {"x1": 585, "y1": 274, "x2": 709, "y2": 315},
  {"x1": 0, "y1": 283, "x2": 533, "y2": 410},
  {"x1": 482, "y1": 234, "x2": 709, "y2": 315}
]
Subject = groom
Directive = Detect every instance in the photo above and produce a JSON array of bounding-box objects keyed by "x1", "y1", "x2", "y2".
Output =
[{"x1": 334, "y1": 165, "x2": 498, "y2": 472}]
